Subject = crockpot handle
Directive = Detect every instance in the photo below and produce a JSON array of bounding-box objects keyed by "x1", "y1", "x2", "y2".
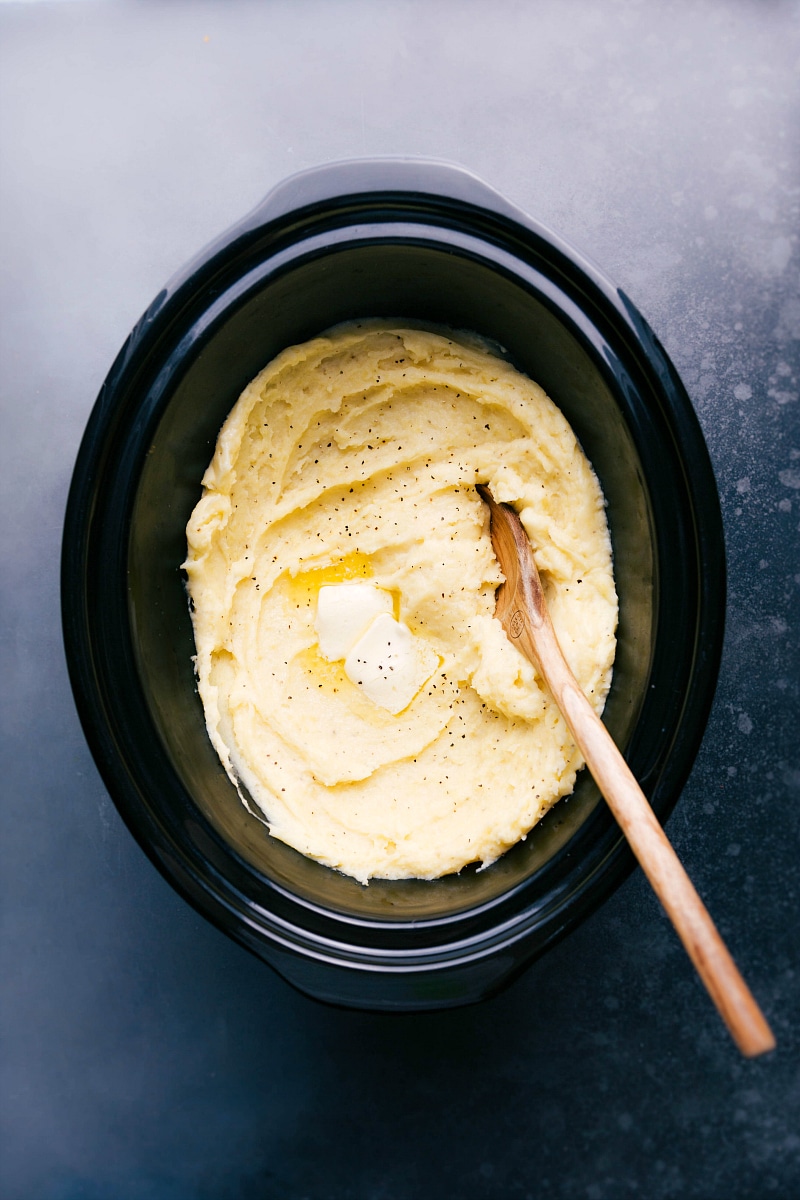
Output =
[
  {"x1": 238, "y1": 157, "x2": 527, "y2": 233},
  {"x1": 161, "y1": 159, "x2": 531, "y2": 304}
]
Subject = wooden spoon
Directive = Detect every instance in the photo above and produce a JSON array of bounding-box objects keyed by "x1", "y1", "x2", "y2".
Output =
[{"x1": 477, "y1": 484, "x2": 775, "y2": 1058}]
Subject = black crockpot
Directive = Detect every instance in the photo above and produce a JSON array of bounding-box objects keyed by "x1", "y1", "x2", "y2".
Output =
[{"x1": 62, "y1": 159, "x2": 724, "y2": 1010}]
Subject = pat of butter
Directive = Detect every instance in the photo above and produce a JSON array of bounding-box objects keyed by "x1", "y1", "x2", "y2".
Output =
[
  {"x1": 315, "y1": 582, "x2": 393, "y2": 661},
  {"x1": 344, "y1": 612, "x2": 439, "y2": 715}
]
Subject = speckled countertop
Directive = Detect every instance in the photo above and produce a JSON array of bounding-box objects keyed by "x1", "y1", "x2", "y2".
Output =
[{"x1": 1, "y1": 2, "x2": 798, "y2": 1198}]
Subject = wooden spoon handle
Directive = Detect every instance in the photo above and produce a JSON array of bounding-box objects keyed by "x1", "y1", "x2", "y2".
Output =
[
  {"x1": 481, "y1": 487, "x2": 775, "y2": 1057},
  {"x1": 532, "y1": 621, "x2": 775, "y2": 1058}
]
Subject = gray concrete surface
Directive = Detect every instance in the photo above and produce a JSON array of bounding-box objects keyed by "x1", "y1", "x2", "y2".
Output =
[{"x1": 1, "y1": 2, "x2": 798, "y2": 1197}]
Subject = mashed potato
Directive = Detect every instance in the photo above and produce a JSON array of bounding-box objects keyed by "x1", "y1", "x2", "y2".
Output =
[{"x1": 184, "y1": 323, "x2": 617, "y2": 883}]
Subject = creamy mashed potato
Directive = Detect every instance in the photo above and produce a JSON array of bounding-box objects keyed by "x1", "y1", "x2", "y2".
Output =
[{"x1": 184, "y1": 323, "x2": 617, "y2": 883}]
